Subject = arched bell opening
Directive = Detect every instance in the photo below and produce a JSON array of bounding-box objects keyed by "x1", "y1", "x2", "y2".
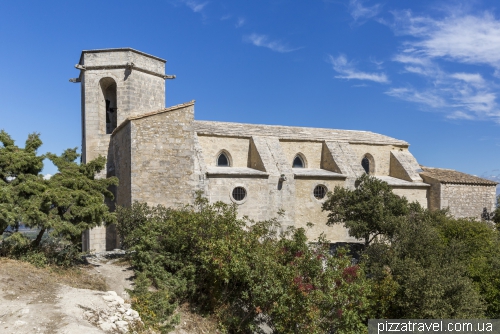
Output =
[{"x1": 100, "y1": 77, "x2": 118, "y2": 134}]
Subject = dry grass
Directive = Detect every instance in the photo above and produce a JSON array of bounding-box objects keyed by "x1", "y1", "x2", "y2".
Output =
[
  {"x1": 0, "y1": 258, "x2": 107, "y2": 295},
  {"x1": 170, "y1": 303, "x2": 220, "y2": 334}
]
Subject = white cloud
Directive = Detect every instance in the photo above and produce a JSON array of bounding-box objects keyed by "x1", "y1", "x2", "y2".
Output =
[
  {"x1": 446, "y1": 111, "x2": 475, "y2": 120},
  {"x1": 449, "y1": 72, "x2": 485, "y2": 87},
  {"x1": 369, "y1": 57, "x2": 384, "y2": 69},
  {"x1": 43, "y1": 174, "x2": 52, "y2": 180},
  {"x1": 393, "y1": 54, "x2": 430, "y2": 66},
  {"x1": 236, "y1": 17, "x2": 246, "y2": 28},
  {"x1": 383, "y1": 9, "x2": 500, "y2": 122},
  {"x1": 328, "y1": 54, "x2": 389, "y2": 83},
  {"x1": 348, "y1": 0, "x2": 382, "y2": 23},
  {"x1": 385, "y1": 72, "x2": 500, "y2": 121},
  {"x1": 182, "y1": 0, "x2": 208, "y2": 13},
  {"x1": 391, "y1": 10, "x2": 500, "y2": 68},
  {"x1": 385, "y1": 87, "x2": 445, "y2": 108},
  {"x1": 244, "y1": 34, "x2": 301, "y2": 53}
]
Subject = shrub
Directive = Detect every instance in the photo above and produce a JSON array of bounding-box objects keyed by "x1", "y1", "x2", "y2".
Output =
[
  {"x1": 117, "y1": 196, "x2": 372, "y2": 333},
  {"x1": 0, "y1": 232, "x2": 83, "y2": 267}
]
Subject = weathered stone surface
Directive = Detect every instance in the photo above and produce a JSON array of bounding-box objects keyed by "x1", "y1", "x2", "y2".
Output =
[
  {"x1": 193, "y1": 120, "x2": 409, "y2": 146},
  {"x1": 420, "y1": 167, "x2": 497, "y2": 218},
  {"x1": 390, "y1": 150, "x2": 424, "y2": 182}
]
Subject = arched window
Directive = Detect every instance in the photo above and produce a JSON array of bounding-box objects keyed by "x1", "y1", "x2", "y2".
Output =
[
  {"x1": 217, "y1": 152, "x2": 230, "y2": 167},
  {"x1": 292, "y1": 155, "x2": 305, "y2": 168},
  {"x1": 362, "y1": 157, "x2": 370, "y2": 174},
  {"x1": 361, "y1": 154, "x2": 375, "y2": 174},
  {"x1": 100, "y1": 77, "x2": 117, "y2": 134}
]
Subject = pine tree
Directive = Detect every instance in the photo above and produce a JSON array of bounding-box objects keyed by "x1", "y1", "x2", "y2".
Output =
[{"x1": 0, "y1": 130, "x2": 118, "y2": 247}]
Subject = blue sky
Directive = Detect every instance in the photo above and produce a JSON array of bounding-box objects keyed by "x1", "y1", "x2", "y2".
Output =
[{"x1": 0, "y1": 0, "x2": 499, "y2": 187}]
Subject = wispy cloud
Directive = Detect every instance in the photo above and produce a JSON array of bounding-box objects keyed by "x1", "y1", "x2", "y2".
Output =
[
  {"x1": 328, "y1": 54, "x2": 389, "y2": 83},
  {"x1": 381, "y1": 9, "x2": 500, "y2": 122},
  {"x1": 369, "y1": 57, "x2": 384, "y2": 69},
  {"x1": 182, "y1": 0, "x2": 208, "y2": 13},
  {"x1": 244, "y1": 34, "x2": 301, "y2": 53},
  {"x1": 348, "y1": 0, "x2": 382, "y2": 24},
  {"x1": 386, "y1": 87, "x2": 445, "y2": 108},
  {"x1": 385, "y1": 67, "x2": 500, "y2": 121},
  {"x1": 391, "y1": 9, "x2": 500, "y2": 68},
  {"x1": 236, "y1": 17, "x2": 246, "y2": 28},
  {"x1": 449, "y1": 72, "x2": 485, "y2": 87},
  {"x1": 447, "y1": 111, "x2": 476, "y2": 120}
]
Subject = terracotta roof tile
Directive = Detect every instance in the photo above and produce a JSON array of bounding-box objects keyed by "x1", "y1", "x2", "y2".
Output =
[{"x1": 420, "y1": 167, "x2": 498, "y2": 186}]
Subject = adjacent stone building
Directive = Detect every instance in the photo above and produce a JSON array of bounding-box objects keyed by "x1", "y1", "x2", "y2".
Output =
[
  {"x1": 420, "y1": 167, "x2": 498, "y2": 218},
  {"x1": 74, "y1": 48, "x2": 498, "y2": 252}
]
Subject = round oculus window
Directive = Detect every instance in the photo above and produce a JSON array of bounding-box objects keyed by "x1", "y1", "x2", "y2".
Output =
[
  {"x1": 313, "y1": 185, "x2": 327, "y2": 200},
  {"x1": 232, "y1": 186, "x2": 247, "y2": 202}
]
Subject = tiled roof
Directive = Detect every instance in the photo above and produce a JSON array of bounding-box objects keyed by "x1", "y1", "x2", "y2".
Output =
[
  {"x1": 420, "y1": 167, "x2": 498, "y2": 186},
  {"x1": 193, "y1": 120, "x2": 408, "y2": 146}
]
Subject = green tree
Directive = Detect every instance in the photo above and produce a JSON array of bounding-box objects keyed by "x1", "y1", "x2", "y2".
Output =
[
  {"x1": 433, "y1": 212, "x2": 500, "y2": 318},
  {"x1": 322, "y1": 174, "x2": 410, "y2": 246},
  {"x1": 372, "y1": 209, "x2": 486, "y2": 318},
  {"x1": 493, "y1": 195, "x2": 500, "y2": 227},
  {"x1": 322, "y1": 175, "x2": 489, "y2": 319},
  {"x1": 0, "y1": 130, "x2": 118, "y2": 247}
]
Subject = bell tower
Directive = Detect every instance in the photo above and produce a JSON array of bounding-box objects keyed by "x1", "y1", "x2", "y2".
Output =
[
  {"x1": 72, "y1": 48, "x2": 174, "y2": 164},
  {"x1": 71, "y1": 48, "x2": 174, "y2": 251}
]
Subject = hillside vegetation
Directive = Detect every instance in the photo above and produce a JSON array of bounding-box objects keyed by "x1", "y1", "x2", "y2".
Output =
[{"x1": 2, "y1": 130, "x2": 500, "y2": 333}]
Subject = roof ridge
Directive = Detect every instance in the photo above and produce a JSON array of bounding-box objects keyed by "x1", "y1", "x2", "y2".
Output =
[
  {"x1": 111, "y1": 100, "x2": 195, "y2": 135},
  {"x1": 193, "y1": 120, "x2": 408, "y2": 145}
]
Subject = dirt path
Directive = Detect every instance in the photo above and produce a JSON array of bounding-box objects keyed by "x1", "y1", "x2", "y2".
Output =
[
  {"x1": 0, "y1": 255, "x2": 136, "y2": 334},
  {"x1": 0, "y1": 255, "x2": 219, "y2": 334}
]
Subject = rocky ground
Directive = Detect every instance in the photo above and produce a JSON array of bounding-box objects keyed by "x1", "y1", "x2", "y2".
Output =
[
  {"x1": 0, "y1": 251, "x2": 218, "y2": 334},
  {"x1": 0, "y1": 251, "x2": 139, "y2": 334}
]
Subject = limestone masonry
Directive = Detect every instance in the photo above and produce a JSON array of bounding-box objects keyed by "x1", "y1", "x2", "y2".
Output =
[{"x1": 74, "y1": 48, "x2": 498, "y2": 252}]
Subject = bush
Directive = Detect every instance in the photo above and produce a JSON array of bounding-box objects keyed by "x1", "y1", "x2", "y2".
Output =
[
  {"x1": 0, "y1": 232, "x2": 83, "y2": 267},
  {"x1": 117, "y1": 196, "x2": 372, "y2": 333}
]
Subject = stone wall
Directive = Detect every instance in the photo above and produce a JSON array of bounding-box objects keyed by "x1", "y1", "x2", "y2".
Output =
[
  {"x1": 349, "y1": 144, "x2": 399, "y2": 176},
  {"x1": 294, "y1": 178, "x2": 355, "y2": 242},
  {"x1": 391, "y1": 187, "x2": 428, "y2": 208},
  {"x1": 419, "y1": 175, "x2": 441, "y2": 211},
  {"x1": 111, "y1": 122, "x2": 132, "y2": 208},
  {"x1": 129, "y1": 103, "x2": 196, "y2": 208},
  {"x1": 440, "y1": 184, "x2": 497, "y2": 219},
  {"x1": 207, "y1": 176, "x2": 271, "y2": 221},
  {"x1": 280, "y1": 140, "x2": 323, "y2": 169},
  {"x1": 198, "y1": 134, "x2": 429, "y2": 243},
  {"x1": 197, "y1": 136, "x2": 250, "y2": 167}
]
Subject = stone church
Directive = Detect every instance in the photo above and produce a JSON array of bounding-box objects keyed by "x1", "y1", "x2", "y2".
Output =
[{"x1": 73, "y1": 48, "x2": 498, "y2": 252}]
